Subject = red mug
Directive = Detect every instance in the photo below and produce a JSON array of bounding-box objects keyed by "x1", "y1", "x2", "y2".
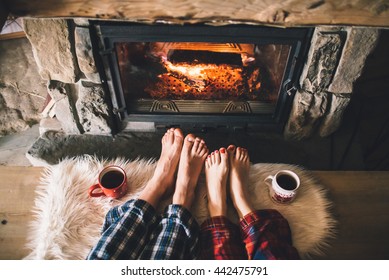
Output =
[{"x1": 89, "y1": 166, "x2": 127, "y2": 199}]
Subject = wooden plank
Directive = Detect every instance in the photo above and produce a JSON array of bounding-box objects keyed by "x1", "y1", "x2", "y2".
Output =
[
  {"x1": 0, "y1": 31, "x2": 26, "y2": 40},
  {"x1": 0, "y1": 214, "x2": 34, "y2": 260},
  {"x1": 0, "y1": 167, "x2": 389, "y2": 259},
  {"x1": 0, "y1": 167, "x2": 43, "y2": 260},
  {"x1": 312, "y1": 171, "x2": 389, "y2": 260},
  {"x1": 4, "y1": 0, "x2": 389, "y2": 27}
]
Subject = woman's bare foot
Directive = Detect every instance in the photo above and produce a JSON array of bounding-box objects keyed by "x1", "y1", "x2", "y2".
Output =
[
  {"x1": 139, "y1": 128, "x2": 184, "y2": 209},
  {"x1": 173, "y1": 134, "x2": 208, "y2": 210},
  {"x1": 205, "y1": 148, "x2": 229, "y2": 217},
  {"x1": 227, "y1": 145, "x2": 254, "y2": 218}
]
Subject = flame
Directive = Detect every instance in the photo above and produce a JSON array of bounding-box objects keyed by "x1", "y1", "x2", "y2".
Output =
[
  {"x1": 163, "y1": 61, "x2": 223, "y2": 91},
  {"x1": 146, "y1": 59, "x2": 260, "y2": 100},
  {"x1": 165, "y1": 61, "x2": 209, "y2": 79}
]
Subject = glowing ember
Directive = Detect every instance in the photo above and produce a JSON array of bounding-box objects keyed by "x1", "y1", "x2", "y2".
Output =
[{"x1": 145, "y1": 60, "x2": 261, "y2": 100}]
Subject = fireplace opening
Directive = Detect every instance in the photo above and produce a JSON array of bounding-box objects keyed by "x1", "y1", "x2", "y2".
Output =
[{"x1": 92, "y1": 23, "x2": 313, "y2": 132}]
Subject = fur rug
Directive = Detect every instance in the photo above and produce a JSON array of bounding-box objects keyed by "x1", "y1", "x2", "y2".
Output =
[{"x1": 24, "y1": 155, "x2": 336, "y2": 260}]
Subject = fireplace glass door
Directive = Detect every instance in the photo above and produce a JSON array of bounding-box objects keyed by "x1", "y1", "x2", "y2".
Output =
[
  {"x1": 93, "y1": 23, "x2": 312, "y2": 130},
  {"x1": 115, "y1": 41, "x2": 290, "y2": 115}
]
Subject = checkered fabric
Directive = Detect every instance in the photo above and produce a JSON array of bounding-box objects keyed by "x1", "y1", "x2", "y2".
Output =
[
  {"x1": 240, "y1": 210, "x2": 300, "y2": 260},
  {"x1": 200, "y1": 216, "x2": 247, "y2": 259},
  {"x1": 87, "y1": 199, "x2": 298, "y2": 260},
  {"x1": 140, "y1": 204, "x2": 199, "y2": 259},
  {"x1": 86, "y1": 199, "x2": 199, "y2": 260},
  {"x1": 200, "y1": 210, "x2": 300, "y2": 260}
]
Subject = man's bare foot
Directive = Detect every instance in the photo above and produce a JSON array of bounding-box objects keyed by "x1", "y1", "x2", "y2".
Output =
[
  {"x1": 227, "y1": 145, "x2": 254, "y2": 218},
  {"x1": 205, "y1": 148, "x2": 229, "y2": 217},
  {"x1": 173, "y1": 134, "x2": 208, "y2": 210},
  {"x1": 139, "y1": 128, "x2": 184, "y2": 209}
]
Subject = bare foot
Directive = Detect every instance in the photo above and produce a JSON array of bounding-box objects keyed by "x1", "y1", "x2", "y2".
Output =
[
  {"x1": 227, "y1": 145, "x2": 254, "y2": 218},
  {"x1": 173, "y1": 134, "x2": 209, "y2": 210},
  {"x1": 205, "y1": 148, "x2": 229, "y2": 217},
  {"x1": 139, "y1": 128, "x2": 183, "y2": 209}
]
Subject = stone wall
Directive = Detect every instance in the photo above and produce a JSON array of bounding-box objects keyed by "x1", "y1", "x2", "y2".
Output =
[
  {"x1": 23, "y1": 18, "x2": 114, "y2": 135},
  {"x1": 284, "y1": 27, "x2": 380, "y2": 139},
  {"x1": 0, "y1": 37, "x2": 46, "y2": 136},
  {"x1": 21, "y1": 19, "x2": 380, "y2": 139}
]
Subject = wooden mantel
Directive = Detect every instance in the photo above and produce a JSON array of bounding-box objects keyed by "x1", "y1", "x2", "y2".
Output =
[{"x1": 3, "y1": 0, "x2": 389, "y2": 27}]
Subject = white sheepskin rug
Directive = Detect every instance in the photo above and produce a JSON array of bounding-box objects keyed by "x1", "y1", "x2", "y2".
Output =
[{"x1": 24, "y1": 155, "x2": 336, "y2": 260}]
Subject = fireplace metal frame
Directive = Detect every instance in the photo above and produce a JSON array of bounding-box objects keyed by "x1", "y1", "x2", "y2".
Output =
[{"x1": 91, "y1": 22, "x2": 313, "y2": 133}]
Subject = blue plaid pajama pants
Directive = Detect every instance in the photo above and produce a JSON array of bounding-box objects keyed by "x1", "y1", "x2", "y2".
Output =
[{"x1": 86, "y1": 199, "x2": 199, "y2": 260}]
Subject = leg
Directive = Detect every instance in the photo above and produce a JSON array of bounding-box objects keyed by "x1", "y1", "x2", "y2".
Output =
[
  {"x1": 228, "y1": 145, "x2": 300, "y2": 260},
  {"x1": 200, "y1": 148, "x2": 247, "y2": 260},
  {"x1": 87, "y1": 128, "x2": 183, "y2": 260},
  {"x1": 227, "y1": 145, "x2": 254, "y2": 218},
  {"x1": 172, "y1": 135, "x2": 209, "y2": 210},
  {"x1": 140, "y1": 134, "x2": 208, "y2": 259},
  {"x1": 204, "y1": 148, "x2": 228, "y2": 217},
  {"x1": 138, "y1": 128, "x2": 184, "y2": 208}
]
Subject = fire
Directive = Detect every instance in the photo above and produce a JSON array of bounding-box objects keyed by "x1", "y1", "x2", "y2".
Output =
[
  {"x1": 165, "y1": 61, "x2": 209, "y2": 80},
  {"x1": 145, "y1": 60, "x2": 260, "y2": 100}
]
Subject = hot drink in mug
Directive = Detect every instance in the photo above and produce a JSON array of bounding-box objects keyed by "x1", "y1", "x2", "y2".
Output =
[
  {"x1": 265, "y1": 170, "x2": 300, "y2": 203},
  {"x1": 89, "y1": 165, "x2": 127, "y2": 199}
]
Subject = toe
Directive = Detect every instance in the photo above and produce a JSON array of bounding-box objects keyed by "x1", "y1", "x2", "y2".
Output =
[
  {"x1": 209, "y1": 151, "x2": 214, "y2": 164},
  {"x1": 173, "y1": 127, "x2": 183, "y2": 138},
  {"x1": 196, "y1": 138, "x2": 205, "y2": 153},
  {"x1": 220, "y1": 147, "x2": 228, "y2": 161},
  {"x1": 201, "y1": 146, "x2": 209, "y2": 158},
  {"x1": 227, "y1": 145, "x2": 236, "y2": 154},
  {"x1": 192, "y1": 137, "x2": 201, "y2": 152},
  {"x1": 173, "y1": 128, "x2": 184, "y2": 145},
  {"x1": 184, "y1": 133, "x2": 195, "y2": 147},
  {"x1": 214, "y1": 149, "x2": 221, "y2": 164},
  {"x1": 205, "y1": 156, "x2": 211, "y2": 169},
  {"x1": 162, "y1": 129, "x2": 172, "y2": 145},
  {"x1": 236, "y1": 147, "x2": 243, "y2": 160}
]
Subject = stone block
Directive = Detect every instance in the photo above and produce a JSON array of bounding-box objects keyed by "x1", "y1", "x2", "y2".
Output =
[
  {"x1": 284, "y1": 89, "x2": 328, "y2": 140},
  {"x1": 75, "y1": 27, "x2": 101, "y2": 83},
  {"x1": 39, "y1": 117, "x2": 63, "y2": 136},
  {"x1": 328, "y1": 28, "x2": 380, "y2": 94},
  {"x1": 0, "y1": 37, "x2": 47, "y2": 136},
  {"x1": 47, "y1": 80, "x2": 69, "y2": 102},
  {"x1": 73, "y1": 18, "x2": 90, "y2": 27},
  {"x1": 300, "y1": 29, "x2": 344, "y2": 93},
  {"x1": 23, "y1": 18, "x2": 80, "y2": 83},
  {"x1": 47, "y1": 80, "x2": 83, "y2": 134},
  {"x1": 75, "y1": 82, "x2": 113, "y2": 134},
  {"x1": 319, "y1": 94, "x2": 351, "y2": 137},
  {"x1": 0, "y1": 107, "x2": 29, "y2": 136}
]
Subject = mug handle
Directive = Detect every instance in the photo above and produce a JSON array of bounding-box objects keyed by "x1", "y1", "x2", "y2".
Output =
[
  {"x1": 264, "y1": 175, "x2": 273, "y2": 186},
  {"x1": 88, "y1": 184, "x2": 105, "y2": 197}
]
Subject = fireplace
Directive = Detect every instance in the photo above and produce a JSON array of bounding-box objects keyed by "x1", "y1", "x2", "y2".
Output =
[{"x1": 91, "y1": 23, "x2": 313, "y2": 132}]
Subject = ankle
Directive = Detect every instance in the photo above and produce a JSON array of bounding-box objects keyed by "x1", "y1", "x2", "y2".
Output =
[
  {"x1": 231, "y1": 190, "x2": 248, "y2": 205},
  {"x1": 208, "y1": 200, "x2": 227, "y2": 217},
  {"x1": 231, "y1": 194, "x2": 253, "y2": 218},
  {"x1": 172, "y1": 189, "x2": 194, "y2": 209},
  {"x1": 235, "y1": 201, "x2": 254, "y2": 219}
]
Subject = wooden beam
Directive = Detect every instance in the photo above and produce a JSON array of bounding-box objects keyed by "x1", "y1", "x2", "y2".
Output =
[
  {"x1": 0, "y1": 31, "x2": 25, "y2": 40},
  {"x1": 4, "y1": 0, "x2": 389, "y2": 27}
]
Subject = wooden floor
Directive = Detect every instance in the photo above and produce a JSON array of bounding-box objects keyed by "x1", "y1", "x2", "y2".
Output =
[
  {"x1": 0, "y1": 166, "x2": 43, "y2": 260},
  {"x1": 0, "y1": 166, "x2": 389, "y2": 260}
]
